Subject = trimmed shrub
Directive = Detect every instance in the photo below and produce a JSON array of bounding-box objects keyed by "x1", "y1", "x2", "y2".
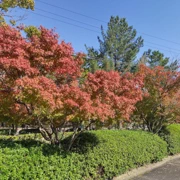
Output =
[
  {"x1": 160, "y1": 124, "x2": 180, "y2": 155},
  {"x1": 0, "y1": 130, "x2": 167, "y2": 180},
  {"x1": 0, "y1": 129, "x2": 10, "y2": 135},
  {"x1": 0, "y1": 128, "x2": 40, "y2": 135}
]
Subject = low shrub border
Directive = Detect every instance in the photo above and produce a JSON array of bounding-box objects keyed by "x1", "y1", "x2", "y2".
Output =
[
  {"x1": 160, "y1": 124, "x2": 180, "y2": 155},
  {"x1": 0, "y1": 130, "x2": 167, "y2": 180}
]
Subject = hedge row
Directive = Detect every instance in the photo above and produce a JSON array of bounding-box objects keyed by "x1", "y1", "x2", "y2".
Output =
[
  {"x1": 160, "y1": 124, "x2": 180, "y2": 155},
  {"x1": 0, "y1": 130, "x2": 167, "y2": 180}
]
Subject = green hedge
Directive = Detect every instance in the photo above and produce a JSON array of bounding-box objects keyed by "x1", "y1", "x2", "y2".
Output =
[
  {"x1": 0, "y1": 128, "x2": 40, "y2": 135},
  {"x1": 0, "y1": 129, "x2": 10, "y2": 135},
  {"x1": 0, "y1": 130, "x2": 167, "y2": 180},
  {"x1": 160, "y1": 124, "x2": 180, "y2": 155}
]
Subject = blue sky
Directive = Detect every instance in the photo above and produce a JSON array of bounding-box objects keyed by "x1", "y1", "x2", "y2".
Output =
[{"x1": 11, "y1": 0, "x2": 180, "y2": 61}]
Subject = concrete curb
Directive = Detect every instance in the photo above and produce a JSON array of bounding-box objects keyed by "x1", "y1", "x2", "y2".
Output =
[{"x1": 113, "y1": 154, "x2": 180, "y2": 180}]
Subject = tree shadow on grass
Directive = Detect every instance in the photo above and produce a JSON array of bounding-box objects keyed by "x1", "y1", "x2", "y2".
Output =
[
  {"x1": 0, "y1": 131, "x2": 100, "y2": 156},
  {"x1": 0, "y1": 138, "x2": 43, "y2": 149}
]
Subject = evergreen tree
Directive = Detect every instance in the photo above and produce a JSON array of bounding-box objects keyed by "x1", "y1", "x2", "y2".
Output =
[
  {"x1": 86, "y1": 16, "x2": 143, "y2": 73},
  {"x1": 137, "y1": 49, "x2": 179, "y2": 71},
  {"x1": 83, "y1": 47, "x2": 102, "y2": 73},
  {"x1": 145, "y1": 49, "x2": 169, "y2": 67},
  {"x1": 102, "y1": 58, "x2": 114, "y2": 72},
  {"x1": 168, "y1": 59, "x2": 179, "y2": 72}
]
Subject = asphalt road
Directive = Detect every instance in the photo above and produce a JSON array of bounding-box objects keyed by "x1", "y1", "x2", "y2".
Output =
[{"x1": 132, "y1": 157, "x2": 180, "y2": 180}]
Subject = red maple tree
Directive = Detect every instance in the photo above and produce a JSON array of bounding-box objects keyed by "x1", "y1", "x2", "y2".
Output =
[
  {"x1": 83, "y1": 70, "x2": 144, "y2": 127},
  {"x1": 134, "y1": 64, "x2": 180, "y2": 133},
  {"x1": 0, "y1": 25, "x2": 145, "y2": 148}
]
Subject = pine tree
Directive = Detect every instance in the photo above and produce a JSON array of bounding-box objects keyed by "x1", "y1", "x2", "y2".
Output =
[
  {"x1": 138, "y1": 49, "x2": 179, "y2": 71},
  {"x1": 86, "y1": 16, "x2": 143, "y2": 73}
]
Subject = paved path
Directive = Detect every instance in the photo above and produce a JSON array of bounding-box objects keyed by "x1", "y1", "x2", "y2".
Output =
[{"x1": 132, "y1": 157, "x2": 180, "y2": 180}]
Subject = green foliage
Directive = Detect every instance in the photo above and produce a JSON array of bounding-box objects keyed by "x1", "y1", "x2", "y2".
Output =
[
  {"x1": 145, "y1": 49, "x2": 169, "y2": 68},
  {"x1": 24, "y1": 26, "x2": 41, "y2": 38},
  {"x1": 102, "y1": 58, "x2": 114, "y2": 71},
  {"x1": 167, "y1": 59, "x2": 179, "y2": 72},
  {"x1": 0, "y1": 0, "x2": 34, "y2": 11},
  {"x1": 0, "y1": 129, "x2": 10, "y2": 135},
  {"x1": 0, "y1": 130, "x2": 167, "y2": 179},
  {"x1": 160, "y1": 124, "x2": 180, "y2": 155},
  {"x1": 0, "y1": 0, "x2": 34, "y2": 25},
  {"x1": 138, "y1": 49, "x2": 179, "y2": 71},
  {"x1": 83, "y1": 57, "x2": 114, "y2": 73},
  {"x1": 87, "y1": 59, "x2": 100, "y2": 73},
  {"x1": 84, "y1": 46, "x2": 103, "y2": 73},
  {"x1": 86, "y1": 16, "x2": 143, "y2": 72}
]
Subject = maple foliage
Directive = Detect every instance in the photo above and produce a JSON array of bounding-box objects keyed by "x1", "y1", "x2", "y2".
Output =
[
  {"x1": 0, "y1": 25, "x2": 84, "y2": 142},
  {"x1": 0, "y1": 25, "x2": 83, "y2": 83},
  {"x1": 134, "y1": 64, "x2": 180, "y2": 133},
  {"x1": 83, "y1": 70, "x2": 144, "y2": 124},
  {"x1": 26, "y1": 26, "x2": 84, "y2": 84},
  {"x1": 15, "y1": 78, "x2": 94, "y2": 124},
  {"x1": 3, "y1": 24, "x2": 179, "y2": 148},
  {"x1": 0, "y1": 25, "x2": 34, "y2": 127},
  {"x1": 59, "y1": 85, "x2": 93, "y2": 122},
  {"x1": 163, "y1": 90, "x2": 180, "y2": 123},
  {"x1": 15, "y1": 76, "x2": 60, "y2": 113},
  {"x1": 0, "y1": 25, "x2": 37, "y2": 80}
]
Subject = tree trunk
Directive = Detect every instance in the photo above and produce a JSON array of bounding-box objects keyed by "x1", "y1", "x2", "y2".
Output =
[
  {"x1": 118, "y1": 121, "x2": 123, "y2": 129},
  {"x1": 14, "y1": 126, "x2": 22, "y2": 136},
  {"x1": 68, "y1": 128, "x2": 78, "y2": 151},
  {"x1": 8, "y1": 125, "x2": 12, "y2": 135},
  {"x1": 114, "y1": 59, "x2": 118, "y2": 71}
]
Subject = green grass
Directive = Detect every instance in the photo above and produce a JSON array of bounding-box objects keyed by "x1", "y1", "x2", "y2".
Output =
[{"x1": 0, "y1": 130, "x2": 167, "y2": 180}]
